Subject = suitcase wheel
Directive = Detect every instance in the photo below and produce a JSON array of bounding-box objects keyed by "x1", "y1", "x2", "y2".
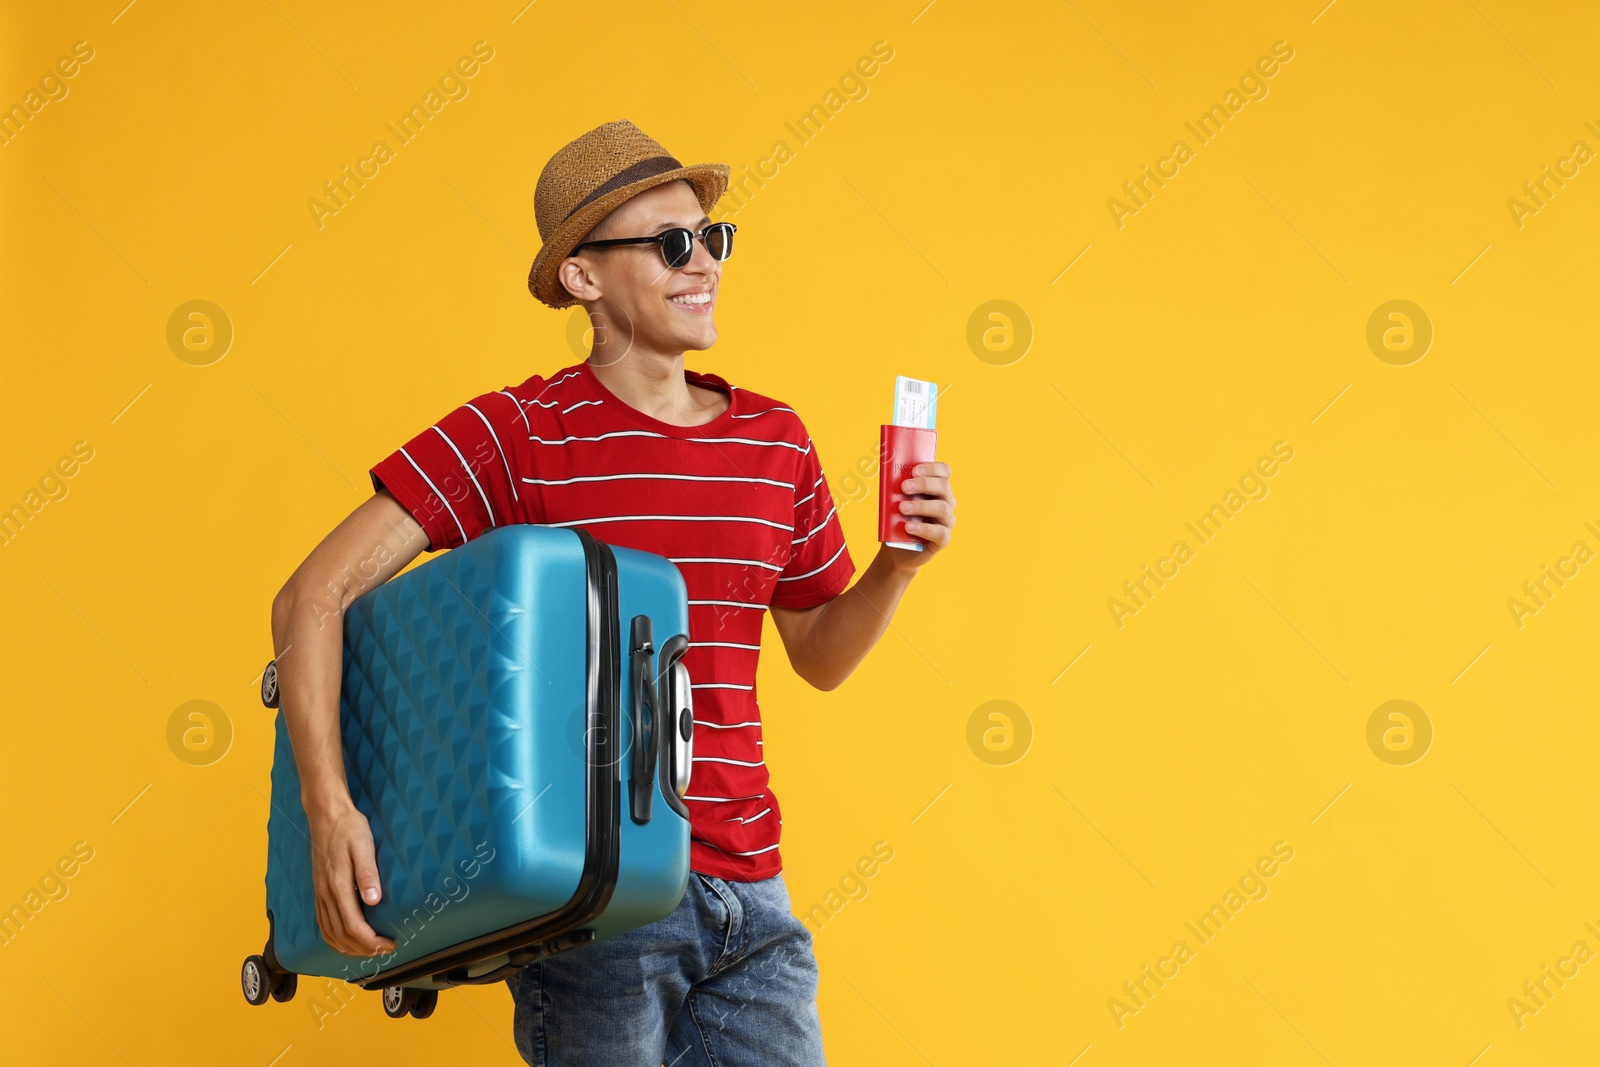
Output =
[
  {"x1": 260, "y1": 660, "x2": 280, "y2": 709},
  {"x1": 382, "y1": 985, "x2": 438, "y2": 1019},
  {"x1": 241, "y1": 953, "x2": 297, "y2": 1006},
  {"x1": 241, "y1": 955, "x2": 271, "y2": 1006}
]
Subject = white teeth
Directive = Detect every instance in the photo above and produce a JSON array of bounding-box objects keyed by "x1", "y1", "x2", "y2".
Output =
[{"x1": 670, "y1": 292, "x2": 711, "y2": 305}]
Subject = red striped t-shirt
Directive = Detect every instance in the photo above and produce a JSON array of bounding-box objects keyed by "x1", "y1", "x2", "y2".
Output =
[{"x1": 367, "y1": 359, "x2": 855, "y2": 882}]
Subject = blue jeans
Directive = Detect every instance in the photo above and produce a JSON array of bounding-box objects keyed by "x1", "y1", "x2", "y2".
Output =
[{"x1": 505, "y1": 870, "x2": 827, "y2": 1066}]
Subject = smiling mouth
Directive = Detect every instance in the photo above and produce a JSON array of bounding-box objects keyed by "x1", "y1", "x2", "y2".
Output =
[{"x1": 668, "y1": 291, "x2": 714, "y2": 314}]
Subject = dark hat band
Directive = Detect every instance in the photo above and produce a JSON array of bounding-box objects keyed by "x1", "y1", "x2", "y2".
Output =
[{"x1": 564, "y1": 155, "x2": 684, "y2": 222}]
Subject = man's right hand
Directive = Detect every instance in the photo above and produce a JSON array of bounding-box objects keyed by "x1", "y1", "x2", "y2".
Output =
[{"x1": 309, "y1": 802, "x2": 397, "y2": 956}]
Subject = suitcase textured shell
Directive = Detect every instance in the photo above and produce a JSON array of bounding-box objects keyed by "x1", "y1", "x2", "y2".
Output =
[{"x1": 262, "y1": 524, "x2": 692, "y2": 988}]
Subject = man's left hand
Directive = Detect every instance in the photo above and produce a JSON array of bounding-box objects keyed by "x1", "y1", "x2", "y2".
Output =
[{"x1": 890, "y1": 461, "x2": 955, "y2": 570}]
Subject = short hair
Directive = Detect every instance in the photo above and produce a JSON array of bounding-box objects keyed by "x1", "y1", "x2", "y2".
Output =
[{"x1": 583, "y1": 179, "x2": 695, "y2": 245}]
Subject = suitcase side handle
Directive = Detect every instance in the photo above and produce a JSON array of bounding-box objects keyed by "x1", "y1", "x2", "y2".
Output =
[{"x1": 628, "y1": 615, "x2": 656, "y2": 824}]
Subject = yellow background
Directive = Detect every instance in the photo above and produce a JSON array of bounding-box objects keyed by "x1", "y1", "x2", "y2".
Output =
[{"x1": 3, "y1": 0, "x2": 1598, "y2": 1063}]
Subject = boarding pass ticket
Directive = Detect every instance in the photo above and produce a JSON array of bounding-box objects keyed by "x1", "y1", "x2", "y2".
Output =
[{"x1": 892, "y1": 375, "x2": 938, "y2": 430}]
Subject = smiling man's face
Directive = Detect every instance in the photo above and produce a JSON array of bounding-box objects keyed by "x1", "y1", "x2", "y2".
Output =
[{"x1": 560, "y1": 180, "x2": 721, "y2": 358}]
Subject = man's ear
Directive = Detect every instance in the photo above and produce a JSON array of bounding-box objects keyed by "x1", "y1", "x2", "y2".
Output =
[{"x1": 557, "y1": 256, "x2": 601, "y2": 303}]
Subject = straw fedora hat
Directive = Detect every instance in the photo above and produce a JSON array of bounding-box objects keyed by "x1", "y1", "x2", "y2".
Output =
[{"x1": 528, "y1": 120, "x2": 730, "y2": 309}]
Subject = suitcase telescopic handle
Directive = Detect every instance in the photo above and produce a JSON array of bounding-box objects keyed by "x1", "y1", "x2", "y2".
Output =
[{"x1": 628, "y1": 616, "x2": 656, "y2": 824}]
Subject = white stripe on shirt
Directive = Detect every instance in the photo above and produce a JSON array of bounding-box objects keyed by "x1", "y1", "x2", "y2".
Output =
[
  {"x1": 777, "y1": 541, "x2": 847, "y2": 582},
  {"x1": 522, "y1": 473, "x2": 792, "y2": 489},
  {"x1": 796, "y1": 473, "x2": 824, "y2": 509},
  {"x1": 530, "y1": 429, "x2": 806, "y2": 452},
  {"x1": 532, "y1": 371, "x2": 581, "y2": 404},
  {"x1": 431, "y1": 426, "x2": 496, "y2": 528},
  {"x1": 401, "y1": 447, "x2": 467, "y2": 545},
  {"x1": 692, "y1": 839, "x2": 779, "y2": 857},
  {"x1": 498, "y1": 390, "x2": 531, "y2": 434},
  {"x1": 466, "y1": 402, "x2": 519, "y2": 503},
  {"x1": 546, "y1": 514, "x2": 794, "y2": 532},
  {"x1": 790, "y1": 503, "x2": 838, "y2": 545},
  {"x1": 672, "y1": 556, "x2": 784, "y2": 571}
]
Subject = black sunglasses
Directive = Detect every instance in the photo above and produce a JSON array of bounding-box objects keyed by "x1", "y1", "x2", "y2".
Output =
[{"x1": 573, "y1": 222, "x2": 736, "y2": 270}]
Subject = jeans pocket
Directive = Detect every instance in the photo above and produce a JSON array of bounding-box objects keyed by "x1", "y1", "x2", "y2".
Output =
[{"x1": 695, "y1": 871, "x2": 729, "y2": 914}]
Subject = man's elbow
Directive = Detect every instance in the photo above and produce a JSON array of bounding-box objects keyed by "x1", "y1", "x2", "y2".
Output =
[
  {"x1": 272, "y1": 573, "x2": 336, "y2": 647},
  {"x1": 270, "y1": 583, "x2": 297, "y2": 650},
  {"x1": 796, "y1": 656, "x2": 849, "y2": 692},
  {"x1": 807, "y1": 670, "x2": 844, "y2": 693}
]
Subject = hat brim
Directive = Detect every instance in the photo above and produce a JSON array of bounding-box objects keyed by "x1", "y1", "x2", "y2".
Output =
[{"x1": 528, "y1": 162, "x2": 731, "y2": 309}]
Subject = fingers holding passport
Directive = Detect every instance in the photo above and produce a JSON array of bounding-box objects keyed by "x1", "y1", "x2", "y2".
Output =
[{"x1": 899, "y1": 462, "x2": 955, "y2": 548}]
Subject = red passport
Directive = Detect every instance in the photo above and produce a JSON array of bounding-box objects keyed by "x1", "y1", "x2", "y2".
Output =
[{"x1": 878, "y1": 423, "x2": 938, "y2": 549}]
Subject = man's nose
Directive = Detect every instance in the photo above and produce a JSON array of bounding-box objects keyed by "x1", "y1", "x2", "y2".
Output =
[{"x1": 684, "y1": 234, "x2": 721, "y2": 274}]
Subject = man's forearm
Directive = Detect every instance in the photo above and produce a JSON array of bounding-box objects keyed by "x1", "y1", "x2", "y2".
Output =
[
  {"x1": 270, "y1": 491, "x2": 431, "y2": 819},
  {"x1": 797, "y1": 546, "x2": 918, "y2": 691},
  {"x1": 272, "y1": 583, "x2": 361, "y2": 818}
]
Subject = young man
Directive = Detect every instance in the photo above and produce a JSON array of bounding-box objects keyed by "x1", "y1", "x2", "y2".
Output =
[{"x1": 268, "y1": 120, "x2": 956, "y2": 1066}]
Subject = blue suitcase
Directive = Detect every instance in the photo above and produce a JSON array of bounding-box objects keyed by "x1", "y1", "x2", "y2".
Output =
[{"x1": 241, "y1": 525, "x2": 696, "y2": 1019}]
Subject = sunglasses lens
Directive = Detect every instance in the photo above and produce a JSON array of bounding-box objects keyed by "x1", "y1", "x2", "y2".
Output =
[
  {"x1": 706, "y1": 223, "x2": 734, "y2": 261},
  {"x1": 662, "y1": 229, "x2": 694, "y2": 268}
]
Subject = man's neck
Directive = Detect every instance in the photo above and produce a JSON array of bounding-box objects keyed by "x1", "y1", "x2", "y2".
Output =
[{"x1": 587, "y1": 348, "x2": 727, "y2": 428}]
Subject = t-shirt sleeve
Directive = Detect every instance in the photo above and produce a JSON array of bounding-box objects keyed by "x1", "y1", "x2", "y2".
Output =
[
  {"x1": 770, "y1": 429, "x2": 855, "y2": 610},
  {"x1": 368, "y1": 387, "x2": 533, "y2": 553}
]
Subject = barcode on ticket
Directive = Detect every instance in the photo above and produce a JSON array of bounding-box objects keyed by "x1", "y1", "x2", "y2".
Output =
[{"x1": 892, "y1": 375, "x2": 938, "y2": 430}]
